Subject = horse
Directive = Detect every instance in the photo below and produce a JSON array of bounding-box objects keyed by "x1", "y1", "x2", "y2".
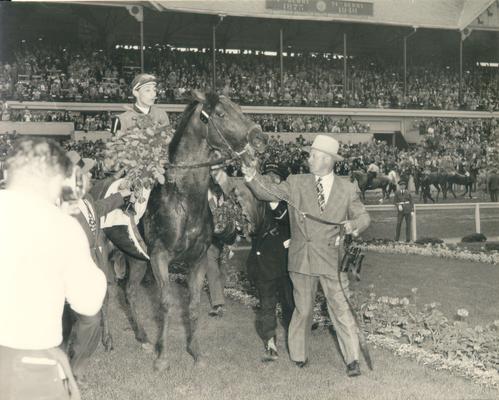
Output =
[
  {"x1": 446, "y1": 171, "x2": 476, "y2": 199},
  {"x1": 386, "y1": 169, "x2": 399, "y2": 197},
  {"x1": 105, "y1": 91, "x2": 265, "y2": 370},
  {"x1": 420, "y1": 171, "x2": 448, "y2": 203},
  {"x1": 350, "y1": 170, "x2": 390, "y2": 202}
]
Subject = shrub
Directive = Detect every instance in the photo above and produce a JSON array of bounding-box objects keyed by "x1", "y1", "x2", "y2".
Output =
[
  {"x1": 415, "y1": 237, "x2": 444, "y2": 245},
  {"x1": 461, "y1": 233, "x2": 487, "y2": 243},
  {"x1": 485, "y1": 242, "x2": 499, "y2": 251}
]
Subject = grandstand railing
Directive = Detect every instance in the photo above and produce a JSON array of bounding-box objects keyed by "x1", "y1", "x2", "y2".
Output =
[
  {"x1": 5, "y1": 101, "x2": 499, "y2": 119},
  {"x1": 365, "y1": 202, "x2": 499, "y2": 241}
]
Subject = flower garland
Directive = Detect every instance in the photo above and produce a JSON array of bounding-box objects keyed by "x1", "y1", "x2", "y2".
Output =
[
  {"x1": 104, "y1": 113, "x2": 173, "y2": 202},
  {"x1": 357, "y1": 240, "x2": 499, "y2": 265}
]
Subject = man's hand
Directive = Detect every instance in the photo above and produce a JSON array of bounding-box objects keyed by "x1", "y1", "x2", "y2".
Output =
[
  {"x1": 341, "y1": 220, "x2": 358, "y2": 236},
  {"x1": 118, "y1": 187, "x2": 132, "y2": 198}
]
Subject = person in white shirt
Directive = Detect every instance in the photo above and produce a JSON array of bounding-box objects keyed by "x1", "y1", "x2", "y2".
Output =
[{"x1": 0, "y1": 138, "x2": 107, "y2": 400}]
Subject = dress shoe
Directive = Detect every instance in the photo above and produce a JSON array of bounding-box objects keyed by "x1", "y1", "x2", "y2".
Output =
[
  {"x1": 262, "y1": 337, "x2": 278, "y2": 362},
  {"x1": 346, "y1": 360, "x2": 361, "y2": 377},
  {"x1": 208, "y1": 304, "x2": 224, "y2": 317},
  {"x1": 294, "y1": 359, "x2": 309, "y2": 368}
]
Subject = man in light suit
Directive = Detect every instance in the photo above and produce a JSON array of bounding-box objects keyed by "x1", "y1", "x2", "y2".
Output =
[{"x1": 242, "y1": 135, "x2": 370, "y2": 377}]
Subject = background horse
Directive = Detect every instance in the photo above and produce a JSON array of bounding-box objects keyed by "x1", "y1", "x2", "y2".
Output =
[
  {"x1": 107, "y1": 92, "x2": 264, "y2": 370},
  {"x1": 386, "y1": 169, "x2": 399, "y2": 197},
  {"x1": 446, "y1": 172, "x2": 476, "y2": 199},
  {"x1": 350, "y1": 170, "x2": 390, "y2": 201},
  {"x1": 420, "y1": 172, "x2": 448, "y2": 203}
]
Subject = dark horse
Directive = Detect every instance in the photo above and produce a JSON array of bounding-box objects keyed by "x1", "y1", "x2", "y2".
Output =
[
  {"x1": 350, "y1": 170, "x2": 391, "y2": 201},
  {"x1": 419, "y1": 172, "x2": 448, "y2": 203},
  {"x1": 108, "y1": 92, "x2": 264, "y2": 370},
  {"x1": 446, "y1": 172, "x2": 476, "y2": 199}
]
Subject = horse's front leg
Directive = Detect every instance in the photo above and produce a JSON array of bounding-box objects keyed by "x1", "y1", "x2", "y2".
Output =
[
  {"x1": 187, "y1": 255, "x2": 208, "y2": 367},
  {"x1": 149, "y1": 247, "x2": 173, "y2": 371},
  {"x1": 126, "y1": 257, "x2": 151, "y2": 348}
]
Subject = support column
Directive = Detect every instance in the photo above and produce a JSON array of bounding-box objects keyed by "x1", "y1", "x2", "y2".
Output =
[
  {"x1": 459, "y1": 36, "x2": 463, "y2": 106},
  {"x1": 212, "y1": 24, "x2": 217, "y2": 91},
  {"x1": 403, "y1": 35, "x2": 407, "y2": 98},
  {"x1": 140, "y1": 20, "x2": 144, "y2": 73},
  {"x1": 343, "y1": 33, "x2": 347, "y2": 103},
  {"x1": 280, "y1": 28, "x2": 284, "y2": 99}
]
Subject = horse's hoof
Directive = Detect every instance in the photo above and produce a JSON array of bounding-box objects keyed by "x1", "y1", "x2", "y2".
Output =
[
  {"x1": 153, "y1": 358, "x2": 169, "y2": 372},
  {"x1": 103, "y1": 336, "x2": 114, "y2": 352},
  {"x1": 141, "y1": 342, "x2": 155, "y2": 353},
  {"x1": 194, "y1": 357, "x2": 207, "y2": 369}
]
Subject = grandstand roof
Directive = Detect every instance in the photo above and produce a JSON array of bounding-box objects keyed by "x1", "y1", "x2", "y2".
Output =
[
  {"x1": 2, "y1": 1, "x2": 498, "y2": 61},
  {"x1": 145, "y1": 0, "x2": 496, "y2": 30}
]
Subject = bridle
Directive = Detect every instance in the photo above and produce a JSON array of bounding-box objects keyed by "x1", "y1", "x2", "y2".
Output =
[{"x1": 166, "y1": 96, "x2": 259, "y2": 170}]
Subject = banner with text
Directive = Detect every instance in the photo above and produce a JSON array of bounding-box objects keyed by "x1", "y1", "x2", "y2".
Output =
[{"x1": 266, "y1": 0, "x2": 374, "y2": 16}]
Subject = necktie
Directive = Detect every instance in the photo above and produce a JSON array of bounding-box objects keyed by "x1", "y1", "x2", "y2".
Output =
[
  {"x1": 83, "y1": 199, "x2": 97, "y2": 234},
  {"x1": 316, "y1": 177, "x2": 325, "y2": 213}
]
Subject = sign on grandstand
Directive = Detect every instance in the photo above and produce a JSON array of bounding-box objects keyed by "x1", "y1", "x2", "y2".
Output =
[{"x1": 266, "y1": 0, "x2": 373, "y2": 16}]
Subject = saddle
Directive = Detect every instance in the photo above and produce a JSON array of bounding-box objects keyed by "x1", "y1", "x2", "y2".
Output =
[{"x1": 94, "y1": 178, "x2": 151, "y2": 261}]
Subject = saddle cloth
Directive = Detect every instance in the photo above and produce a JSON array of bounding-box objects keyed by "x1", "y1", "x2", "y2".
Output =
[
  {"x1": 100, "y1": 178, "x2": 151, "y2": 227},
  {"x1": 100, "y1": 178, "x2": 151, "y2": 261}
]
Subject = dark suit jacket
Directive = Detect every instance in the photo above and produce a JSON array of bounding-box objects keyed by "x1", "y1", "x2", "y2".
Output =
[
  {"x1": 247, "y1": 173, "x2": 370, "y2": 276},
  {"x1": 488, "y1": 174, "x2": 499, "y2": 191},
  {"x1": 246, "y1": 201, "x2": 290, "y2": 282}
]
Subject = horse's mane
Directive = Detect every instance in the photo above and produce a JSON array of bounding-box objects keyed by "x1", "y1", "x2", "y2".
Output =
[{"x1": 168, "y1": 92, "x2": 220, "y2": 160}]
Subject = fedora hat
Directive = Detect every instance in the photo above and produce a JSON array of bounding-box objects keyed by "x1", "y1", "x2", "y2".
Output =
[{"x1": 311, "y1": 135, "x2": 343, "y2": 161}]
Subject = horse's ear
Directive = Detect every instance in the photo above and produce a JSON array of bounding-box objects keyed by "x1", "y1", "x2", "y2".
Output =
[{"x1": 191, "y1": 90, "x2": 206, "y2": 104}]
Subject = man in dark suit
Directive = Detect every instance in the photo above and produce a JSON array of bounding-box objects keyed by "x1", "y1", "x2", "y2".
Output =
[
  {"x1": 393, "y1": 179, "x2": 414, "y2": 242},
  {"x1": 487, "y1": 168, "x2": 499, "y2": 202},
  {"x1": 246, "y1": 163, "x2": 294, "y2": 362},
  {"x1": 64, "y1": 151, "x2": 130, "y2": 384},
  {"x1": 242, "y1": 135, "x2": 370, "y2": 377}
]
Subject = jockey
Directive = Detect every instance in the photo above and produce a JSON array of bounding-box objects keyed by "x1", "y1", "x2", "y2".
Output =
[
  {"x1": 366, "y1": 160, "x2": 379, "y2": 188},
  {"x1": 111, "y1": 73, "x2": 170, "y2": 136}
]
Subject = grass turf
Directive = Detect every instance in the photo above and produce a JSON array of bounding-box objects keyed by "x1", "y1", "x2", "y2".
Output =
[{"x1": 80, "y1": 251, "x2": 499, "y2": 400}]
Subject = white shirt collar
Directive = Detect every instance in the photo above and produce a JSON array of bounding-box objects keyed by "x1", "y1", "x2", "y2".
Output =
[{"x1": 135, "y1": 103, "x2": 151, "y2": 115}]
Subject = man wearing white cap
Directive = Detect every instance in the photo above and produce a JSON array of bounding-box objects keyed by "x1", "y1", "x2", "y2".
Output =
[
  {"x1": 111, "y1": 73, "x2": 170, "y2": 136},
  {"x1": 242, "y1": 134, "x2": 370, "y2": 377}
]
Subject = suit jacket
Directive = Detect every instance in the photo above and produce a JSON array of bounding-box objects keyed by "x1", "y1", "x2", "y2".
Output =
[
  {"x1": 73, "y1": 192, "x2": 124, "y2": 266},
  {"x1": 246, "y1": 201, "x2": 290, "y2": 282},
  {"x1": 247, "y1": 173, "x2": 370, "y2": 276},
  {"x1": 488, "y1": 174, "x2": 499, "y2": 191},
  {"x1": 393, "y1": 190, "x2": 414, "y2": 214}
]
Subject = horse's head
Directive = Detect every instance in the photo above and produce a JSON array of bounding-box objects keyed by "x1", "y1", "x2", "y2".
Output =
[{"x1": 191, "y1": 90, "x2": 266, "y2": 166}]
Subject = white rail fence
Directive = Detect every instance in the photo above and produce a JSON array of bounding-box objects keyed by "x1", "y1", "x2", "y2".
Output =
[{"x1": 365, "y1": 202, "x2": 499, "y2": 241}]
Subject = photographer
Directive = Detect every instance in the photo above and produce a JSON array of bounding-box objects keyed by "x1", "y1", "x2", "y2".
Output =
[
  {"x1": 0, "y1": 138, "x2": 106, "y2": 400},
  {"x1": 63, "y1": 150, "x2": 131, "y2": 384}
]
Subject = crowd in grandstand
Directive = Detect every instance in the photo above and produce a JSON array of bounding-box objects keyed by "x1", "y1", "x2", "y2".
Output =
[{"x1": 1, "y1": 44, "x2": 497, "y2": 110}]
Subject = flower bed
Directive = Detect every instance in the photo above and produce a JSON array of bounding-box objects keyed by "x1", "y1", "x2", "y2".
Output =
[
  {"x1": 358, "y1": 239, "x2": 499, "y2": 265},
  {"x1": 167, "y1": 269, "x2": 499, "y2": 388}
]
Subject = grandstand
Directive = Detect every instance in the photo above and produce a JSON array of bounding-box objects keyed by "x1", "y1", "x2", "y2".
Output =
[{"x1": 0, "y1": 1, "x2": 498, "y2": 153}]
